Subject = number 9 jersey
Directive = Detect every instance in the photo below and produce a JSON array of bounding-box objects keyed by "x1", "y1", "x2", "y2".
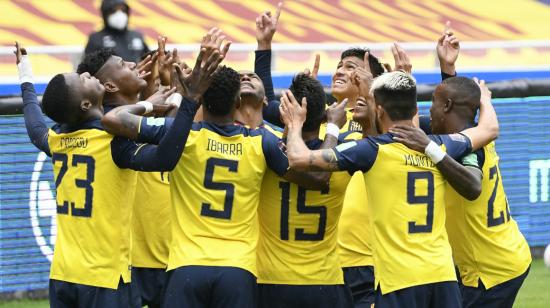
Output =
[
  {"x1": 48, "y1": 122, "x2": 137, "y2": 289},
  {"x1": 333, "y1": 132, "x2": 472, "y2": 294}
]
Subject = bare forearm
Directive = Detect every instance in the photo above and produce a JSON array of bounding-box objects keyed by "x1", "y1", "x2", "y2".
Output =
[
  {"x1": 286, "y1": 124, "x2": 340, "y2": 172},
  {"x1": 436, "y1": 156, "x2": 481, "y2": 200},
  {"x1": 102, "y1": 105, "x2": 145, "y2": 140}
]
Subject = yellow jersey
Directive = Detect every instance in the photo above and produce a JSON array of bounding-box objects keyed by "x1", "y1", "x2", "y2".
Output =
[
  {"x1": 257, "y1": 138, "x2": 351, "y2": 285},
  {"x1": 131, "y1": 171, "x2": 171, "y2": 268},
  {"x1": 445, "y1": 142, "x2": 531, "y2": 289},
  {"x1": 333, "y1": 132, "x2": 472, "y2": 294},
  {"x1": 167, "y1": 122, "x2": 289, "y2": 276},
  {"x1": 48, "y1": 121, "x2": 136, "y2": 289},
  {"x1": 319, "y1": 108, "x2": 362, "y2": 136},
  {"x1": 337, "y1": 131, "x2": 374, "y2": 268}
]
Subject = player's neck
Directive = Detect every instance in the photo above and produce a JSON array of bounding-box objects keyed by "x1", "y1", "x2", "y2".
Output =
[
  {"x1": 383, "y1": 119, "x2": 414, "y2": 133},
  {"x1": 203, "y1": 112, "x2": 235, "y2": 126},
  {"x1": 234, "y1": 101, "x2": 263, "y2": 129},
  {"x1": 102, "y1": 92, "x2": 138, "y2": 107},
  {"x1": 302, "y1": 129, "x2": 320, "y2": 142}
]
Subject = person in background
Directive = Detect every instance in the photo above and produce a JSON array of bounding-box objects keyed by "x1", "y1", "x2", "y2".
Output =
[{"x1": 84, "y1": 0, "x2": 149, "y2": 63}]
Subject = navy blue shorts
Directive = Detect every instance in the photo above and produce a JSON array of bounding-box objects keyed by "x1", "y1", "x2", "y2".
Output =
[
  {"x1": 130, "y1": 267, "x2": 168, "y2": 308},
  {"x1": 162, "y1": 265, "x2": 257, "y2": 308},
  {"x1": 375, "y1": 281, "x2": 461, "y2": 308},
  {"x1": 49, "y1": 278, "x2": 131, "y2": 308},
  {"x1": 258, "y1": 283, "x2": 353, "y2": 308},
  {"x1": 460, "y1": 266, "x2": 530, "y2": 308},
  {"x1": 343, "y1": 266, "x2": 375, "y2": 308}
]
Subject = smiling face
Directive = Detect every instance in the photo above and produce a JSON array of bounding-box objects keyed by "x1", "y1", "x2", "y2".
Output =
[
  {"x1": 352, "y1": 96, "x2": 376, "y2": 128},
  {"x1": 331, "y1": 56, "x2": 362, "y2": 102},
  {"x1": 238, "y1": 70, "x2": 265, "y2": 100}
]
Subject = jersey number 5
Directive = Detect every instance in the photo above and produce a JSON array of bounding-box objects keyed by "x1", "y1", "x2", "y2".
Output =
[
  {"x1": 51, "y1": 153, "x2": 95, "y2": 218},
  {"x1": 279, "y1": 182, "x2": 328, "y2": 241},
  {"x1": 201, "y1": 158, "x2": 239, "y2": 220},
  {"x1": 407, "y1": 171, "x2": 434, "y2": 233}
]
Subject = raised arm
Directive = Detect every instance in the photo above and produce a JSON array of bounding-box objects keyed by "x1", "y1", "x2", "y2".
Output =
[
  {"x1": 390, "y1": 125, "x2": 482, "y2": 200},
  {"x1": 460, "y1": 79, "x2": 499, "y2": 150},
  {"x1": 280, "y1": 90, "x2": 341, "y2": 172},
  {"x1": 15, "y1": 42, "x2": 51, "y2": 155},
  {"x1": 437, "y1": 21, "x2": 460, "y2": 79}
]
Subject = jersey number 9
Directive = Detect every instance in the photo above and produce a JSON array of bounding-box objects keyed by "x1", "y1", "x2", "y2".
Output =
[{"x1": 407, "y1": 171, "x2": 434, "y2": 233}]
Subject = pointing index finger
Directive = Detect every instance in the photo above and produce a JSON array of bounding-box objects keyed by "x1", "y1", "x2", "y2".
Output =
[{"x1": 363, "y1": 51, "x2": 371, "y2": 74}]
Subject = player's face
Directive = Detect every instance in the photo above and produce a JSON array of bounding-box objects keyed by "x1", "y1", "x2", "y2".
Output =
[
  {"x1": 238, "y1": 70, "x2": 265, "y2": 99},
  {"x1": 63, "y1": 72, "x2": 105, "y2": 114},
  {"x1": 331, "y1": 56, "x2": 362, "y2": 102},
  {"x1": 352, "y1": 96, "x2": 375, "y2": 127},
  {"x1": 104, "y1": 55, "x2": 147, "y2": 95},
  {"x1": 430, "y1": 85, "x2": 447, "y2": 134}
]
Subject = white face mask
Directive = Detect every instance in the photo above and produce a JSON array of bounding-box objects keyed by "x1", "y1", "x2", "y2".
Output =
[{"x1": 107, "y1": 10, "x2": 128, "y2": 30}]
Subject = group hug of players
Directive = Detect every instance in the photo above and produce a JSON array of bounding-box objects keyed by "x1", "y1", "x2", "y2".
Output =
[{"x1": 14, "y1": 3, "x2": 532, "y2": 308}]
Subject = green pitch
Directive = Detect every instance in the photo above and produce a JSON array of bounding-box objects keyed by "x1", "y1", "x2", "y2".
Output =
[{"x1": 1, "y1": 259, "x2": 549, "y2": 308}]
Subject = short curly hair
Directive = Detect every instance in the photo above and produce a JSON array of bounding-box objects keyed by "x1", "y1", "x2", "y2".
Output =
[
  {"x1": 289, "y1": 73, "x2": 326, "y2": 132},
  {"x1": 340, "y1": 48, "x2": 384, "y2": 78},
  {"x1": 77, "y1": 48, "x2": 115, "y2": 76},
  {"x1": 42, "y1": 74, "x2": 74, "y2": 124},
  {"x1": 202, "y1": 66, "x2": 241, "y2": 116}
]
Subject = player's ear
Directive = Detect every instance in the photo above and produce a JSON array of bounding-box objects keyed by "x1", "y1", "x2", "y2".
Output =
[
  {"x1": 444, "y1": 98, "x2": 453, "y2": 113},
  {"x1": 103, "y1": 80, "x2": 119, "y2": 93},
  {"x1": 80, "y1": 99, "x2": 93, "y2": 112},
  {"x1": 235, "y1": 96, "x2": 242, "y2": 110},
  {"x1": 263, "y1": 96, "x2": 268, "y2": 107}
]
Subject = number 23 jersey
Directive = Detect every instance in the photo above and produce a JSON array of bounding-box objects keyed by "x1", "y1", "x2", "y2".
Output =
[{"x1": 48, "y1": 122, "x2": 137, "y2": 289}]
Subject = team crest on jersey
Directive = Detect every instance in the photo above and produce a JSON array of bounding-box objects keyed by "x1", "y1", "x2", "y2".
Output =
[{"x1": 28, "y1": 152, "x2": 56, "y2": 262}]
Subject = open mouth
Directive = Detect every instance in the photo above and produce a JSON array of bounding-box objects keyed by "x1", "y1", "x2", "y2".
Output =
[
  {"x1": 241, "y1": 82, "x2": 254, "y2": 90},
  {"x1": 356, "y1": 97, "x2": 367, "y2": 107},
  {"x1": 333, "y1": 79, "x2": 346, "y2": 86}
]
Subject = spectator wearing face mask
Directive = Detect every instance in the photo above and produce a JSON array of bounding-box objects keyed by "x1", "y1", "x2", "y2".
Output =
[{"x1": 84, "y1": 0, "x2": 149, "y2": 63}]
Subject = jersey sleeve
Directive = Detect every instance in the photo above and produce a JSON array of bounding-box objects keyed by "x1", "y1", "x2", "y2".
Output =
[
  {"x1": 111, "y1": 98, "x2": 199, "y2": 171},
  {"x1": 462, "y1": 148, "x2": 485, "y2": 170},
  {"x1": 333, "y1": 138, "x2": 379, "y2": 174},
  {"x1": 429, "y1": 133, "x2": 472, "y2": 160},
  {"x1": 255, "y1": 49, "x2": 284, "y2": 127},
  {"x1": 137, "y1": 116, "x2": 174, "y2": 144},
  {"x1": 261, "y1": 129, "x2": 290, "y2": 176},
  {"x1": 21, "y1": 82, "x2": 50, "y2": 155}
]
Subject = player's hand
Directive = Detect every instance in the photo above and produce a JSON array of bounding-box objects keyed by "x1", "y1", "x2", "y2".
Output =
[
  {"x1": 280, "y1": 90, "x2": 307, "y2": 128},
  {"x1": 14, "y1": 41, "x2": 27, "y2": 64},
  {"x1": 389, "y1": 125, "x2": 431, "y2": 153},
  {"x1": 303, "y1": 54, "x2": 320, "y2": 79},
  {"x1": 326, "y1": 98, "x2": 347, "y2": 129},
  {"x1": 351, "y1": 51, "x2": 374, "y2": 97},
  {"x1": 158, "y1": 36, "x2": 178, "y2": 86},
  {"x1": 174, "y1": 47, "x2": 224, "y2": 102},
  {"x1": 145, "y1": 87, "x2": 177, "y2": 105},
  {"x1": 437, "y1": 21, "x2": 459, "y2": 75},
  {"x1": 136, "y1": 52, "x2": 158, "y2": 82},
  {"x1": 389, "y1": 43, "x2": 412, "y2": 74},
  {"x1": 201, "y1": 27, "x2": 231, "y2": 59},
  {"x1": 256, "y1": 2, "x2": 283, "y2": 50},
  {"x1": 473, "y1": 77, "x2": 492, "y2": 106}
]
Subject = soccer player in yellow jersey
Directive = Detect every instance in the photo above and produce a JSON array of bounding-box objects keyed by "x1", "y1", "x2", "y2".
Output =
[
  {"x1": 252, "y1": 7, "x2": 385, "y2": 303},
  {"x1": 77, "y1": 45, "x2": 177, "y2": 308},
  {"x1": 15, "y1": 41, "x2": 196, "y2": 307},
  {"x1": 256, "y1": 74, "x2": 353, "y2": 307},
  {"x1": 396, "y1": 77, "x2": 531, "y2": 308},
  {"x1": 281, "y1": 70, "x2": 499, "y2": 308}
]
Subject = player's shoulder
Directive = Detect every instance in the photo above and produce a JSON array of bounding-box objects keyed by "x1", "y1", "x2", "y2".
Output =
[
  {"x1": 340, "y1": 130, "x2": 363, "y2": 142},
  {"x1": 193, "y1": 121, "x2": 249, "y2": 137},
  {"x1": 428, "y1": 133, "x2": 469, "y2": 145},
  {"x1": 51, "y1": 119, "x2": 104, "y2": 135}
]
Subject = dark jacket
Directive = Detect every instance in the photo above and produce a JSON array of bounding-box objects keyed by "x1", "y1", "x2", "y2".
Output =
[{"x1": 84, "y1": 0, "x2": 149, "y2": 63}]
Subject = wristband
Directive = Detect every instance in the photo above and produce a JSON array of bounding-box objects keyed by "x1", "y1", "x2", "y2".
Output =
[
  {"x1": 136, "y1": 101, "x2": 153, "y2": 114},
  {"x1": 424, "y1": 141, "x2": 446, "y2": 164},
  {"x1": 17, "y1": 55, "x2": 34, "y2": 84},
  {"x1": 166, "y1": 92, "x2": 183, "y2": 107},
  {"x1": 326, "y1": 123, "x2": 340, "y2": 138}
]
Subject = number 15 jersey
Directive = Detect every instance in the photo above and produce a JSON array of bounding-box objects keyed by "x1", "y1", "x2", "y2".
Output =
[
  {"x1": 167, "y1": 122, "x2": 289, "y2": 276},
  {"x1": 333, "y1": 133, "x2": 472, "y2": 294}
]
